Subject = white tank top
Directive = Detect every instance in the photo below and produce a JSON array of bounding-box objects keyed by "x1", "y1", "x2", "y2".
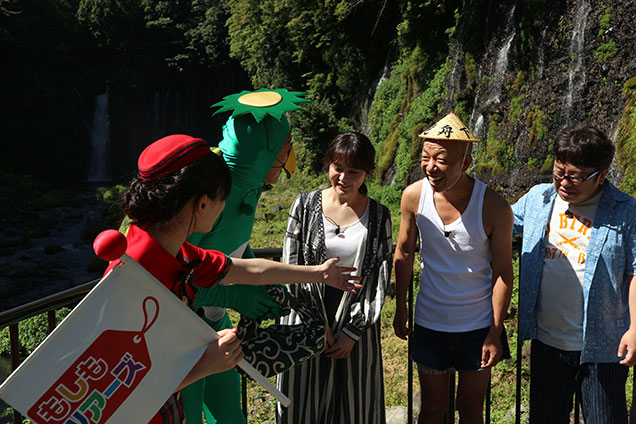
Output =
[{"x1": 415, "y1": 178, "x2": 493, "y2": 332}]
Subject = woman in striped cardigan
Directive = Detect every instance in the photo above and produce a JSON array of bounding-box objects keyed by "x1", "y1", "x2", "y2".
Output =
[{"x1": 277, "y1": 132, "x2": 393, "y2": 424}]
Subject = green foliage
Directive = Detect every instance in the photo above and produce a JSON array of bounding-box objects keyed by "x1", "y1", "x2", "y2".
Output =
[
  {"x1": 0, "y1": 172, "x2": 67, "y2": 218},
  {"x1": 226, "y1": 0, "x2": 397, "y2": 114},
  {"x1": 393, "y1": 61, "x2": 449, "y2": 186},
  {"x1": 527, "y1": 157, "x2": 540, "y2": 171},
  {"x1": 616, "y1": 79, "x2": 636, "y2": 196},
  {"x1": 77, "y1": 0, "x2": 231, "y2": 71},
  {"x1": 509, "y1": 71, "x2": 526, "y2": 97},
  {"x1": 625, "y1": 76, "x2": 636, "y2": 90},
  {"x1": 488, "y1": 115, "x2": 515, "y2": 175},
  {"x1": 598, "y1": 2, "x2": 612, "y2": 36},
  {"x1": 0, "y1": 308, "x2": 71, "y2": 357},
  {"x1": 526, "y1": 105, "x2": 548, "y2": 144},
  {"x1": 288, "y1": 98, "x2": 341, "y2": 174},
  {"x1": 594, "y1": 39, "x2": 617, "y2": 63},
  {"x1": 509, "y1": 93, "x2": 525, "y2": 122},
  {"x1": 370, "y1": 46, "x2": 426, "y2": 182},
  {"x1": 369, "y1": 48, "x2": 448, "y2": 188},
  {"x1": 542, "y1": 154, "x2": 554, "y2": 172},
  {"x1": 464, "y1": 52, "x2": 477, "y2": 88}
]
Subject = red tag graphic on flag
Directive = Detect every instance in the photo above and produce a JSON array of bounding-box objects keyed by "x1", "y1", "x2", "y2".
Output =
[{"x1": 28, "y1": 297, "x2": 159, "y2": 424}]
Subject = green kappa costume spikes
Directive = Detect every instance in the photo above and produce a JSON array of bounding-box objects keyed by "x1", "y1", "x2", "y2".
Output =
[{"x1": 182, "y1": 89, "x2": 310, "y2": 424}]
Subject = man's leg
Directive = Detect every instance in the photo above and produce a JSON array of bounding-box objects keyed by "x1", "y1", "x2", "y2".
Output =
[
  {"x1": 456, "y1": 369, "x2": 490, "y2": 424},
  {"x1": 417, "y1": 368, "x2": 451, "y2": 424},
  {"x1": 529, "y1": 339, "x2": 579, "y2": 424},
  {"x1": 410, "y1": 325, "x2": 454, "y2": 424},
  {"x1": 579, "y1": 362, "x2": 629, "y2": 424}
]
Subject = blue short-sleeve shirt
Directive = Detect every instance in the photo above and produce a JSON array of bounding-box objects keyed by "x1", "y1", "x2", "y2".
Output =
[{"x1": 512, "y1": 181, "x2": 636, "y2": 363}]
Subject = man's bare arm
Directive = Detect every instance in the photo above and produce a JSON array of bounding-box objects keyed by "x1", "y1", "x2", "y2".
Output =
[
  {"x1": 481, "y1": 189, "x2": 514, "y2": 367},
  {"x1": 393, "y1": 182, "x2": 421, "y2": 340}
]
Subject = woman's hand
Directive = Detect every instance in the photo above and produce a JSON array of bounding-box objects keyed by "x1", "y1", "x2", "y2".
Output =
[
  {"x1": 319, "y1": 257, "x2": 362, "y2": 292},
  {"x1": 205, "y1": 328, "x2": 244, "y2": 374},
  {"x1": 176, "y1": 328, "x2": 243, "y2": 392},
  {"x1": 325, "y1": 330, "x2": 355, "y2": 359}
]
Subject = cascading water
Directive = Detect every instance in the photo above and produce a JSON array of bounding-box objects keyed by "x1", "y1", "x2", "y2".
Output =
[
  {"x1": 485, "y1": 5, "x2": 516, "y2": 107},
  {"x1": 444, "y1": 42, "x2": 465, "y2": 113},
  {"x1": 86, "y1": 89, "x2": 111, "y2": 182},
  {"x1": 562, "y1": 0, "x2": 591, "y2": 126},
  {"x1": 361, "y1": 53, "x2": 393, "y2": 135},
  {"x1": 469, "y1": 4, "x2": 516, "y2": 137}
]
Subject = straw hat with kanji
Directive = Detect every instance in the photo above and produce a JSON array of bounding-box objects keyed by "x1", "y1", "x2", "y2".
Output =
[{"x1": 419, "y1": 112, "x2": 480, "y2": 143}]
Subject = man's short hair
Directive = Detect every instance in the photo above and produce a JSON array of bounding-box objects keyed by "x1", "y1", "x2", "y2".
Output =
[{"x1": 553, "y1": 126, "x2": 615, "y2": 170}]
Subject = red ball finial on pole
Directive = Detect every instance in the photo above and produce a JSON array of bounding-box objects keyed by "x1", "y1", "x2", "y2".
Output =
[{"x1": 93, "y1": 230, "x2": 127, "y2": 261}]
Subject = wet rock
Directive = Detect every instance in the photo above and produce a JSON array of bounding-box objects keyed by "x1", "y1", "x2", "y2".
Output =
[
  {"x1": 0, "y1": 259, "x2": 40, "y2": 278},
  {"x1": 386, "y1": 406, "x2": 408, "y2": 424}
]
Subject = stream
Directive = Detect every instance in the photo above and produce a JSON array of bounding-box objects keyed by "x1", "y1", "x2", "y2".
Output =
[{"x1": 0, "y1": 184, "x2": 106, "y2": 312}]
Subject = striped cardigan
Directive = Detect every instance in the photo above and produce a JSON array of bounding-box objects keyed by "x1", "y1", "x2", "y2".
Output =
[{"x1": 276, "y1": 190, "x2": 393, "y2": 424}]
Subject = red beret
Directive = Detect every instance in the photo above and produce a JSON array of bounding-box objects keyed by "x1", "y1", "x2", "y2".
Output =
[{"x1": 138, "y1": 134, "x2": 210, "y2": 181}]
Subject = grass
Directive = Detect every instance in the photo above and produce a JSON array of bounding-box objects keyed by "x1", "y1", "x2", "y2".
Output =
[
  {"x1": 244, "y1": 171, "x2": 636, "y2": 422},
  {"x1": 242, "y1": 171, "x2": 523, "y2": 422}
]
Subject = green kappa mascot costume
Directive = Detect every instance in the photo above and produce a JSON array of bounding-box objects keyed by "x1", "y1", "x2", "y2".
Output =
[{"x1": 183, "y1": 89, "x2": 310, "y2": 424}]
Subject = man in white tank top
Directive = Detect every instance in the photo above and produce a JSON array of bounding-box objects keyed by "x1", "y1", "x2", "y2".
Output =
[{"x1": 393, "y1": 113, "x2": 514, "y2": 424}]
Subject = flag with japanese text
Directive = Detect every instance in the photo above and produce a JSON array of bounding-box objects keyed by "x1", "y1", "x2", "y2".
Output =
[{"x1": 0, "y1": 254, "x2": 216, "y2": 423}]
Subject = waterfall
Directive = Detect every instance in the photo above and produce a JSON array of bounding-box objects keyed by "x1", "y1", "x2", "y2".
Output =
[
  {"x1": 86, "y1": 89, "x2": 111, "y2": 182},
  {"x1": 469, "y1": 3, "x2": 516, "y2": 132},
  {"x1": 474, "y1": 114, "x2": 485, "y2": 138},
  {"x1": 562, "y1": 0, "x2": 591, "y2": 126},
  {"x1": 361, "y1": 52, "x2": 393, "y2": 135},
  {"x1": 485, "y1": 5, "x2": 516, "y2": 107},
  {"x1": 444, "y1": 42, "x2": 465, "y2": 111},
  {"x1": 536, "y1": 29, "x2": 547, "y2": 80}
]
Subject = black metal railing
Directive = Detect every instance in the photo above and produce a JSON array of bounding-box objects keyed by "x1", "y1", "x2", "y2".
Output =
[{"x1": 0, "y1": 245, "x2": 633, "y2": 423}]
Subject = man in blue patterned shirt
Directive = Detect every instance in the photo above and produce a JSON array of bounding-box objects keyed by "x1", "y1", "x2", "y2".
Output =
[{"x1": 512, "y1": 126, "x2": 636, "y2": 424}]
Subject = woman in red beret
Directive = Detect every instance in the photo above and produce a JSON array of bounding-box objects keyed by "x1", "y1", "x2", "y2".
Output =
[{"x1": 105, "y1": 134, "x2": 361, "y2": 424}]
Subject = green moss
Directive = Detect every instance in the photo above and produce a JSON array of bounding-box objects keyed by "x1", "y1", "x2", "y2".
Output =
[
  {"x1": 509, "y1": 93, "x2": 525, "y2": 122},
  {"x1": 473, "y1": 114, "x2": 515, "y2": 175},
  {"x1": 454, "y1": 101, "x2": 468, "y2": 123},
  {"x1": 464, "y1": 52, "x2": 477, "y2": 87},
  {"x1": 509, "y1": 71, "x2": 526, "y2": 97},
  {"x1": 527, "y1": 157, "x2": 540, "y2": 171},
  {"x1": 369, "y1": 47, "x2": 448, "y2": 188},
  {"x1": 624, "y1": 76, "x2": 636, "y2": 90},
  {"x1": 616, "y1": 80, "x2": 636, "y2": 196},
  {"x1": 527, "y1": 106, "x2": 548, "y2": 144},
  {"x1": 542, "y1": 154, "x2": 554, "y2": 172},
  {"x1": 594, "y1": 39, "x2": 617, "y2": 63},
  {"x1": 598, "y1": 3, "x2": 612, "y2": 36}
]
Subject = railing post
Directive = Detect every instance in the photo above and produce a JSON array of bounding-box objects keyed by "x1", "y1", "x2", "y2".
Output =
[
  {"x1": 445, "y1": 372, "x2": 456, "y2": 424},
  {"x1": 486, "y1": 376, "x2": 491, "y2": 423},
  {"x1": 47, "y1": 309, "x2": 56, "y2": 334},
  {"x1": 9, "y1": 324, "x2": 22, "y2": 424},
  {"x1": 515, "y1": 244, "x2": 522, "y2": 424},
  {"x1": 242, "y1": 375, "x2": 248, "y2": 419},
  {"x1": 408, "y1": 272, "x2": 413, "y2": 424}
]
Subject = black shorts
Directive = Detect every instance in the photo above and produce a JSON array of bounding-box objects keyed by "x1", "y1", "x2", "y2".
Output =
[{"x1": 410, "y1": 324, "x2": 511, "y2": 372}]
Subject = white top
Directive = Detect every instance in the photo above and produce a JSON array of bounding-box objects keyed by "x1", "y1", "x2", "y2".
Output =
[
  {"x1": 415, "y1": 178, "x2": 493, "y2": 332},
  {"x1": 323, "y1": 206, "x2": 369, "y2": 269},
  {"x1": 537, "y1": 191, "x2": 601, "y2": 350}
]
